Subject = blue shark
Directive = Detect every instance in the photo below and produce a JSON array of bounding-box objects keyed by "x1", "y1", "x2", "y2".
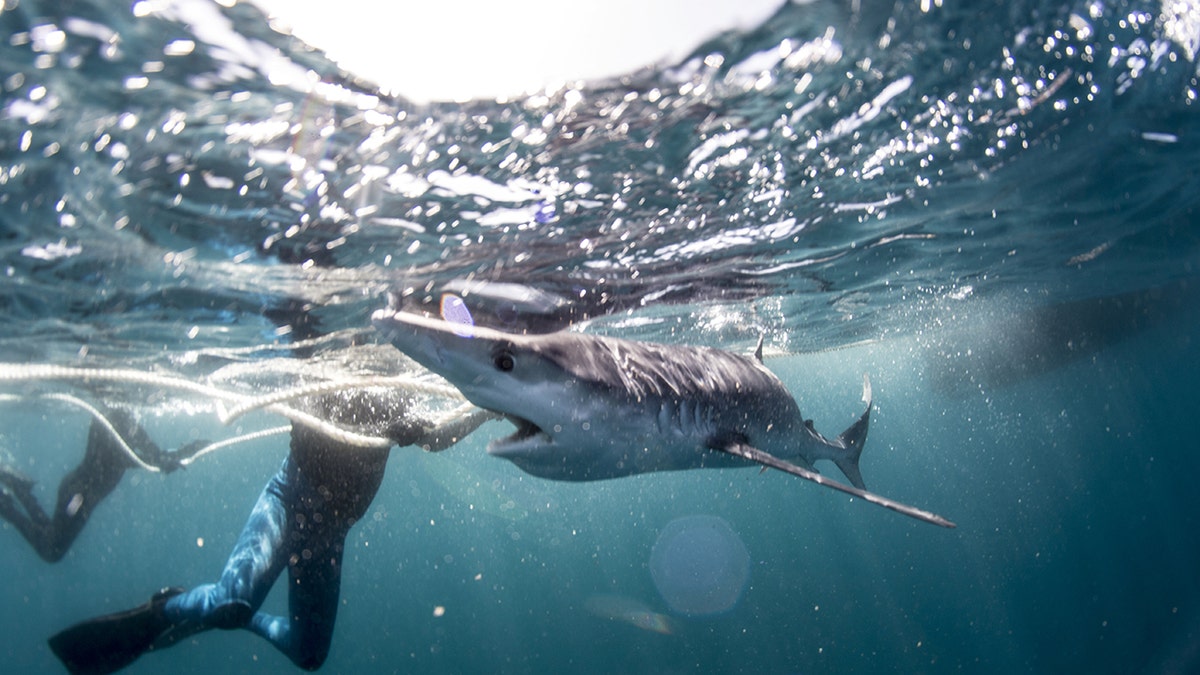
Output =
[{"x1": 372, "y1": 310, "x2": 954, "y2": 528}]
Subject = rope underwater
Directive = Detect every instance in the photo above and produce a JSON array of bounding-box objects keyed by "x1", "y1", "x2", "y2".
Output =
[{"x1": 0, "y1": 363, "x2": 480, "y2": 467}]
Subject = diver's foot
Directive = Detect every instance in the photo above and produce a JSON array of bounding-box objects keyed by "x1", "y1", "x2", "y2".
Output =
[
  {"x1": 209, "y1": 599, "x2": 253, "y2": 630},
  {"x1": 48, "y1": 587, "x2": 185, "y2": 675}
]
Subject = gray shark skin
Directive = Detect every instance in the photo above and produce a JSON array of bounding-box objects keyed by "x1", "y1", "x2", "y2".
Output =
[{"x1": 372, "y1": 310, "x2": 954, "y2": 528}]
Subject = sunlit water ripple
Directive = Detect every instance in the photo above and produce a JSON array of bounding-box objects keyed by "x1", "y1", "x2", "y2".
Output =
[{"x1": 1, "y1": 0, "x2": 1196, "y2": 367}]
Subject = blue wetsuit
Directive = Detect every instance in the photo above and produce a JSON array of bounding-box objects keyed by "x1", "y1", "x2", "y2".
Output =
[
  {"x1": 47, "y1": 388, "x2": 490, "y2": 675},
  {"x1": 159, "y1": 390, "x2": 416, "y2": 670}
]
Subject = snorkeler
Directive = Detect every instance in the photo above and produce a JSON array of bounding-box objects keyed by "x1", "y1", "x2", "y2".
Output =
[
  {"x1": 47, "y1": 388, "x2": 492, "y2": 674},
  {"x1": 0, "y1": 407, "x2": 206, "y2": 563}
]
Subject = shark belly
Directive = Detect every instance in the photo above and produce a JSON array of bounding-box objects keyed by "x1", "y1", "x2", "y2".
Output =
[{"x1": 489, "y1": 396, "x2": 780, "y2": 481}]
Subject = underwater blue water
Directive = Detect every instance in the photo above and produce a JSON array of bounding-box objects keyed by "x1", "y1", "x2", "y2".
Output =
[
  {"x1": 1, "y1": 0, "x2": 1198, "y2": 673},
  {"x1": 650, "y1": 514, "x2": 751, "y2": 617}
]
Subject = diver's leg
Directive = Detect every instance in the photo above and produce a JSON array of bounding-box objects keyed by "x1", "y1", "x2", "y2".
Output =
[
  {"x1": 0, "y1": 461, "x2": 74, "y2": 562},
  {"x1": 0, "y1": 411, "x2": 141, "y2": 562},
  {"x1": 0, "y1": 462, "x2": 35, "y2": 493},
  {"x1": 39, "y1": 451, "x2": 126, "y2": 562},
  {"x1": 0, "y1": 480, "x2": 54, "y2": 559},
  {"x1": 246, "y1": 528, "x2": 346, "y2": 670},
  {"x1": 8, "y1": 417, "x2": 132, "y2": 562},
  {"x1": 162, "y1": 460, "x2": 293, "y2": 630}
]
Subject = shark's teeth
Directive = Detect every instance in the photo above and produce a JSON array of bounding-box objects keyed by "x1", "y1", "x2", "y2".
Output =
[
  {"x1": 488, "y1": 416, "x2": 551, "y2": 456},
  {"x1": 505, "y1": 417, "x2": 544, "y2": 443}
]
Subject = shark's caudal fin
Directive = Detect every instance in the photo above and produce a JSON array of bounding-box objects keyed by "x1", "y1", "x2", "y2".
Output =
[
  {"x1": 716, "y1": 440, "x2": 955, "y2": 528},
  {"x1": 717, "y1": 374, "x2": 954, "y2": 528},
  {"x1": 830, "y1": 374, "x2": 872, "y2": 490}
]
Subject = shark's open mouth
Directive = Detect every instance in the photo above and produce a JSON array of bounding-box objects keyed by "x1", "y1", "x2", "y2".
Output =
[{"x1": 488, "y1": 415, "x2": 551, "y2": 454}]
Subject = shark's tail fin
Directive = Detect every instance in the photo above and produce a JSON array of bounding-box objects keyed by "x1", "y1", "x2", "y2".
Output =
[{"x1": 831, "y1": 374, "x2": 872, "y2": 490}]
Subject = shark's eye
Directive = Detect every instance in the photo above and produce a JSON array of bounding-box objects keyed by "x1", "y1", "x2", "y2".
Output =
[{"x1": 493, "y1": 350, "x2": 515, "y2": 372}]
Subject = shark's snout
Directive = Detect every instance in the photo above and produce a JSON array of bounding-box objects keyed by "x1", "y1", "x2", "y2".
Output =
[
  {"x1": 371, "y1": 308, "x2": 445, "y2": 368},
  {"x1": 372, "y1": 308, "x2": 517, "y2": 392}
]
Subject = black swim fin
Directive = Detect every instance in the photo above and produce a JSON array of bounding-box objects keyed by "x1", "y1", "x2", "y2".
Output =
[{"x1": 48, "y1": 587, "x2": 183, "y2": 675}]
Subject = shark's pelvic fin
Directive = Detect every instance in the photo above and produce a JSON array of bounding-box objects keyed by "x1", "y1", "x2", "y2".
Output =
[{"x1": 714, "y1": 440, "x2": 955, "y2": 528}]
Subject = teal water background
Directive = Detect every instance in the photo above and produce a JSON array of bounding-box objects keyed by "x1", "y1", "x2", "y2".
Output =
[{"x1": 3, "y1": 318, "x2": 1198, "y2": 673}]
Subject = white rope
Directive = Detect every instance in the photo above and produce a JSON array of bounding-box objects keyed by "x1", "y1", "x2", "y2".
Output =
[
  {"x1": 218, "y1": 375, "x2": 464, "y2": 424},
  {"x1": 34, "y1": 392, "x2": 161, "y2": 473},
  {"x1": 180, "y1": 425, "x2": 291, "y2": 466},
  {"x1": 0, "y1": 363, "x2": 474, "y2": 454},
  {"x1": 0, "y1": 364, "x2": 251, "y2": 403},
  {"x1": 263, "y1": 404, "x2": 395, "y2": 449}
]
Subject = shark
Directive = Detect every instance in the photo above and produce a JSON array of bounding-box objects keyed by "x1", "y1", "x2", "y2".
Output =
[{"x1": 372, "y1": 309, "x2": 954, "y2": 528}]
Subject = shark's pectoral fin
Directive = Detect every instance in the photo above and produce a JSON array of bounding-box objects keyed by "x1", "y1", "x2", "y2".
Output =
[{"x1": 714, "y1": 441, "x2": 956, "y2": 528}]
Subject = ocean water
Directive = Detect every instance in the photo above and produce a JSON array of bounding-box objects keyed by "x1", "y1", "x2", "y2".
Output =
[{"x1": 1, "y1": 0, "x2": 1198, "y2": 673}]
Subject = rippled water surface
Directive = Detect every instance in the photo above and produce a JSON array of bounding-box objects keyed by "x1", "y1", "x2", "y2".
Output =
[{"x1": 1, "y1": 1, "x2": 1198, "y2": 673}]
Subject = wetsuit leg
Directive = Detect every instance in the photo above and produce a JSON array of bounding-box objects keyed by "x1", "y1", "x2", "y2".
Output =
[
  {"x1": 0, "y1": 479, "x2": 52, "y2": 556},
  {"x1": 243, "y1": 454, "x2": 353, "y2": 670},
  {"x1": 161, "y1": 459, "x2": 293, "y2": 632},
  {"x1": 0, "y1": 419, "x2": 128, "y2": 562},
  {"x1": 246, "y1": 528, "x2": 346, "y2": 670},
  {"x1": 41, "y1": 451, "x2": 126, "y2": 561}
]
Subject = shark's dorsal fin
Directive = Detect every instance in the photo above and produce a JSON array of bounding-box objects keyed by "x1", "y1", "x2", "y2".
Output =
[
  {"x1": 714, "y1": 441, "x2": 955, "y2": 528},
  {"x1": 754, "y1": 335, "x2": 764, "y2": 363}
]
